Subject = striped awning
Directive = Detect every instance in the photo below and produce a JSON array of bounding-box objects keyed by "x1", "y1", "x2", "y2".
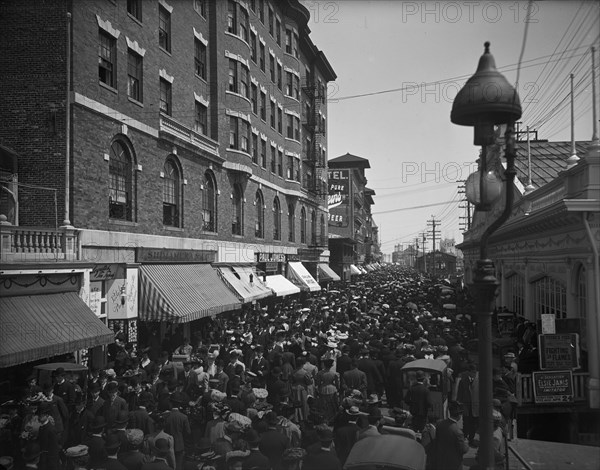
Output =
[
  {"x1": 0, "y1": 292, "x2": 114, "y2": 368},
  {"x1": 287, "y1": 262, "x2": 321, "y2": 292},
  {"x1": 265, "y1": 274, "x2": 301, "y2": 297},
  {"x1": 216, "y1": 265, "x2": 272, "y2": 303},
  {"x1": 139, "y1": 264, "x2": 241, "y2": 323},
  {"x1": 317, "y1": 263, "x2": 341, "y2": 282}
]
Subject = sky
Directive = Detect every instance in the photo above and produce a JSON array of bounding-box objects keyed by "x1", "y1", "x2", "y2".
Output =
[{"x1": 301, "y1": 0, "x2": 599, "y2": 255}]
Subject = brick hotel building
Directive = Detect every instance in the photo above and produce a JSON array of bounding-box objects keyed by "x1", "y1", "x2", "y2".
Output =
[{"x1": 0, "y1": 0, "x2": 336, "y2": 368}]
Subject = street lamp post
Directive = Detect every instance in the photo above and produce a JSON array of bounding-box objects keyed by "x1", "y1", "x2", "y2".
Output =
[{"x1": 451, "y1": 42, "x2": 522, "y2": 470}]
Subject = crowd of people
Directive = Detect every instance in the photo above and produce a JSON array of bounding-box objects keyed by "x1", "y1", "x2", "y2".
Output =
[{"x1": 0, "y1": 265, "x2": 531, "y2": 470}]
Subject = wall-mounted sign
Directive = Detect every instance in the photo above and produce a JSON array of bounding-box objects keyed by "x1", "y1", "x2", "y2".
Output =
[
  {"x1": 538, "y1": 333, "x2": 580, "y2": 370},
  {"x1": 91, "y1": 264, "x2": 118, "y2": 281},
  {"x1": 532, "y1": 370, "x2": 574, "y2": 404},
  {"x1": 257, "y1": 252, "x2": 286, "y2": 263},
  {"x1": 328, "y1": 169, "x2": 350, "y2": 227},
  {"x1": 136, "y1": 248, "x2": 216, "y2": 263}
]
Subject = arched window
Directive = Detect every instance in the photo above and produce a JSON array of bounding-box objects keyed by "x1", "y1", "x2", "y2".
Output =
[
  {"x1": 255, "y1": 190, "x2": 264, "y2": 238},
  {"x1": 202, "y1": 171, "x2": 217, "y2": 232},
  {"x1": 273, "y1": 196, "x2": 281, "y2": 240},
  {"x1": 300, "y1": 207, "x2": 306, "y2": 243},
  {"x1": 232, "y1": 183, "x2": 244, "y2": 235},
  {"x1": 163, "y1": 158, "x2": 181, "y2": 227},
  {"x1": 577, "y1": 265, "x2": 587, "y2": 350},
  {"x1": 532, "y1": 275, "x2": 566, "y2": 319},
  {"x1": 320, "y1": 214, "x2": 326, "y2": 244},
  {"x1": 288, "y1": 202, "x2": 295, "y2": 242},
  {"x1": 109, "y1": 140, "x2": 133, "y2": 220},
  {"x1": 310, "y1": 209, "x2": 317, "y2": 245}
]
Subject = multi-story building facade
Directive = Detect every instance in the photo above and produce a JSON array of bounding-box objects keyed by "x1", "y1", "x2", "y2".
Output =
[
  {"x1": 327, "y1": 153, "x2": 378, "y2": 280},
  {"x1": 0, "y1": 0, "x2": 335, "y2": 369}
]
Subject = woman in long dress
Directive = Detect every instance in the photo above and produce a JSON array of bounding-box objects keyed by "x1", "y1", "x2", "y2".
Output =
[{"x1": 315, "y1": 358, "x2": 340, "y2": 424}]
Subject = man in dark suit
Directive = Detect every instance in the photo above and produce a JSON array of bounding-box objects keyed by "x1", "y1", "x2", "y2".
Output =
[
  {"x1": 357, "y1": 350, "x2": 384, "y2": 396},
  {"x1": 118, "y1": 428, "x2": 146, "y2": 470},
  {"x1": 342, "y1": 359, "x2": 368, "y2": 397},
  {"x1": 37, "y1": 403, "x2": 61, "y2": 470},
  {"x1": 53, "y1": 367, "x2": 76, "y2": 410},
  {"x1": 140, "y1": 438, "x2": 173, "y2": 470},
  {"x1": 336, "y1": 346, "x2": 353, "y2": 377},
  {"x1": 103, "y1": 382, "x2": 129, "y2": 428},
  {"x1": 164, "y1": 399, "x2": 191, "y2": 470},
  {"x1": 403, "y1": 370, "x2": 432, "y2": 432},
  {"x1": 250, "y1": 346, "x2": 269, "y2": 387},
  {"x1": 334, "y1": 408, "x2": 360, "y2": 465},
  {"x1": 102, "y1": 433, "x2": 127, "y2": 470},
  {"x1": 88, "y1": 382, "x2": 105, "y2": 417},
  {"x1": 259, "y1": 411, "x2": 290, "y2": 470},
  {"x1": 83, "y1": 416, "x2": 107, "y2": 468},
  {"x1": 243, "y1": 429, "x2": 270, "y2": 470},
  {"x1": 128, "y1": 392, "x2": 155, "y2": 435},
  {"x1": 303, "y1": 426, "x2": 342, "y2": 470},
  {"x1": 431, "y1": 401, "x2": 469, "y2": 470}
]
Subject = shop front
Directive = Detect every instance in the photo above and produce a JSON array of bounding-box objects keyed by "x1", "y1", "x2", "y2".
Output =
[
  {"x1": 287, "y1": 261, "x2": 321, "y2": 292},
  {"x1": 255, "y1": 252, "x2": 287, "y2": 277}
]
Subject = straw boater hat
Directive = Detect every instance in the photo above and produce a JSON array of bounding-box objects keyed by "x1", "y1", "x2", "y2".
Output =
[{"x1": 64, "y1": 445, "x2": 88, "y2": 459}]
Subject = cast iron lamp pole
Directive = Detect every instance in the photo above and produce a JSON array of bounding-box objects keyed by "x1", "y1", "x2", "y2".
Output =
[{"x1": 451, "y1": 42, "x2": 522, "y2": 470}]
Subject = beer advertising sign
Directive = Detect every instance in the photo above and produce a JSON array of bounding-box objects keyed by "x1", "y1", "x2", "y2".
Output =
[{"x1": 328, "y1": 169, "x2": 350, "y2": 227}]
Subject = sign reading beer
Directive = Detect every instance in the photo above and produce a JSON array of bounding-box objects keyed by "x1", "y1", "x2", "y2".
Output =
[
  {"x1": 328, "y1": 169, "x2": 350, "y2": 227},
  {"x1": 538, "y1": 333, "x2": 580, "y2": 370},
  {"x1": 532, "y1": 370, "x2": 574, "y2": 404}
]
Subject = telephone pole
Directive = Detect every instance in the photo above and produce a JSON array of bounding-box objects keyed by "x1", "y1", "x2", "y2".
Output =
[
  {"x1": 420, "y1": 232, "x2": 427, "y2": 273},
  {"x1": 414, "y1": 237, "x2": 419, "y2": 269},
  {"x1": 427, "y1": 217, "x2": 441, "y2": 277}
]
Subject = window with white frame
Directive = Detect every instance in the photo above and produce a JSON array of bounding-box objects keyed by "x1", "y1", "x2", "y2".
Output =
[
  {"x1": 255, "y1": 190, "x2": 264, "y2": 238},
  {"x1": 109, "y1": 140, "x2": 133, "y2": 221},
  {"x1": 99, "y1": 30, "x2": 116, "y2": 87},
  {"x1": 127, "y1": 49, "x2": 143, "y2": 102},
  {"x1": 273, "y1": 197, "x2": 281, "y2": 240},
  {"x1": 227, "y1": 0, "x2": 237, "y2": 34},
  {"x1": 194, "y1": 101, "x2": 207, "y2": 135},
  {"x1": 127, "y1": 0, "x2": 142, "y2": 21},
  {"x1": 532, "y1": 275, "x2": 567, "y2": 320},
  {"x1": 159, "y1": 6, "x2": 171, "y2": 52},
  {"x1": 159, "y1": 78, "x2": 172, "y2": 115},
  {"x1": 163, "y1": 158, "x2": 181, "y2": 227},
  {"x1": 202, "y1": 170, "x2": 217, "y2": 232},
  {"x1": 195, "y1": 39, "x2": 206, "y2": 79},
  {"x1": 232, "y1": 183, "x2": 244, "y2": 235}
]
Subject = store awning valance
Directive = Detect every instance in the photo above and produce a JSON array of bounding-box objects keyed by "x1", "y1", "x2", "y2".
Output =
[
  {"x1": 317, "y1": 263, "x2": 341, "y2": 282},
  {"x1": 0, "y1": 292, "x2": 114, "y2": 368},
  {"x1": 217, "y1": 265, "x2": 272, "y2": 303},
  {"x1": 287, "y1": 262, "x2": 321, "y2": 292},
  {"x1": 264, "y1": 275, "x2": 301, "y2": 297},
  {"x1": 139, "y1": 264, "x2": 241, "y2": 323},
  {"x1": 350, "y1": 264, "x2": 362, "y2": 275}
]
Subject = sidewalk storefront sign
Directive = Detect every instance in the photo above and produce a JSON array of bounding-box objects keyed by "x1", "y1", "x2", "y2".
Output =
[{"x1": 532, "y1": 370, "x2": 574, "y2": 404}]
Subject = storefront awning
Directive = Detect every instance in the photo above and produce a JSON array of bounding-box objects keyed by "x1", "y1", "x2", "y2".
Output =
[
  {"x1": 359, "y1": 266, "x2": 368, "y2": 274},
  {"x1": 287, "y1": 262, "x2": 321, "y2": 292},
  {"x1": 364, "y1": 264, "x2": 374, "y2": 272},
  {"x1": 317, "y1": 263, "x2": 341, "y2": 282},
  {"x1": 0, "y1": 292, "x2": 114, "y2": 368},
  {"x1": 139, "y1": 264, "x2": 241, "y2": 323},
  {"x1": 216, "y1": 265, "x2": 272, "y2": 303},
  {"x1": 264, "y1": 275, "x2": 301, "y2": 297},
  {"x1": 350, "y1": 264, "x2": 362, "y2": 275}
]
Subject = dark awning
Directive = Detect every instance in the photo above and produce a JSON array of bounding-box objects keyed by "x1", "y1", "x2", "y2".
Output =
[
  {"x1": 0, "y1": 292, "x2": 114, "y2": 368},
  {"x1": 139, "y1": 264, "x2": 241, "y2": 323},
  {"x1": 317, "y1": 263, "x2": 341, "y2": 282}
]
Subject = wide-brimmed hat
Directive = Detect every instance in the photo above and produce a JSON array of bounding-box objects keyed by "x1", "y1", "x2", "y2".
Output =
[
  {"x1": 346, "y1": 406, "x2": 361, "y2": 416},
  {"x1": 64, "y1": 445, "x2": 88, "y2": 459}
]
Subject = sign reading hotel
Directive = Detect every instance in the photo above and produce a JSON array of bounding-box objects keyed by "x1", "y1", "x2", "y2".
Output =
[
  {"x1": 328, "y1": 169, "x2": 350, "y2": 227},
  {"x1": 532, "y1": 370, "x2": 574, "y2": 404},
  {"x1": 538, "y1": 333, "x2": 580, "y2": 370}
]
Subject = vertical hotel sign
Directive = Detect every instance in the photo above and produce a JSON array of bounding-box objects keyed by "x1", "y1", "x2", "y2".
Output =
[{"x1": 328, "y1": 169, "x2": 350, "y2": 227}]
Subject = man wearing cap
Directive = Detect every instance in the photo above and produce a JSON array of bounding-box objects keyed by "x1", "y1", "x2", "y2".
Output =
[
  {"x1": 164, "y1": 398, "x2": 191, "y2": 470},
  {"x1": 64, "y1": 445, "x2": 89, "y2": 470},
  {"x1": 101, "y1": 433, "x2": 127, "y2": 470},
  {"x1": 403, "y1": 370, "x2": 432, "y2": 433},
  {"x1": 103, "y1": 382, "x2": 129, "y2": 428},
  {"x1": 454, "y1": 363, "x2": 479, "y2": 447},
  {"x1": 53, "y1": 367, "x2": 76, "y2": 411},
  {"x1": 118, "y1": 428, "x2": 145, "y2": 470},
  {"x1": 249, "y1": 346, "x2": 269, "y2": 388},
  {"x1": 107, "y1": 410, "x2": 130, "y2": 455},
  {"x1": 88, "y1": 382, "x2": 105, "y2": 418},
  {"x1": 430, "y1": 401, "x2": 468, "y2": 470},
  {"x1": 303, "y1": 426, "x2": 342, "y2": 470}
]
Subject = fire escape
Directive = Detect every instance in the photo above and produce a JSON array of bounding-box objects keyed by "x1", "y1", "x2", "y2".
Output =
[{"x1": 302, "y1": 77, "x2": 327, "y2": 199}]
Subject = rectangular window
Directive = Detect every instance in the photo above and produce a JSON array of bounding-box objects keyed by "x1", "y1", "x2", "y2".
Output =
[
  {"x1": 270, "y1": 100, "x2": 276, "y2": 128},
  {"x1": 240, "y1": 120, "x2": 250, "y2": 152},
  {"x1": 227, "y1": 0, "x2": 237, "y2": 34},
  {"x1": 294, "y1": 75, "x2": 300, "y2": 99},
  {"x1": 259, "y1": 43, "x2": 266, "y2": 72},
  {"x1": 195, "y1": 101, "x2": 207, "y2": 135},
  {"x1": 194, "y1": 0, "x2": 207, "y2": 17},
  {"x1": 285, "y1": 72, "x2": 293, "y2": 96},
  {"x1": 229, "y1": 116, "x2": 239, "y2": 149},
  {"x1": 287, "y1": 155, "x2": 293, "y2": 179},
  {"x1": 159, "y1": 6, "x2": 171, "y2": 52},
  {"x1": 293, "y1": 32, "x2": 299, "y2": 57},
  {"x1": 250, "y1": 31, "x2": 257, "y2": 63},
  {"x1": 294, "y1": 116, "x2": 300, "y2": 141},
  {"x1": 261, "y1": 140, "x2": 267, "y2": 167},
  {"x1": 240, "y1": 8, "x2": 249, "y2": 42},
  {"x1": 251, "y1": 84, "x2": 258, "y2": 114},
  {"x1": 277, "y1": 63, "x2": 282, "y2": 90},
  {"x1": 286, "y1": 114, "x2": 294, "y2": 139},
  {"x1": 278, "y1": 149, "x2": 283, "y2": 177},
  {"x1": 277, "y1": 107, "x2": 283, "y2": 134},
  {"x1": 271, "y1": 146, "x2": 276, "y2": 173},
  {"x1": 159, "y1": 78, "x2": 171, "y2": 115},
  {"x1": 127, "y1": 49, "x2": 143, "y2": 102},
  {"x1": 259, "y1": 0, "x2": 264, "y2": 23},
  {"x1": 99, "y1": 31, "x2": 116, "y2": 87},
  {"x1": 269, "y1": 54, "x2": 275, "y2": 82},
  {"x1": 241, "y1": 66, "x2": 250, "y2": 98},
  {"x1": 228, "y1": 59, "x2": 238, "y2": 93},
  {"x1": 276, "y1": 18, "x2": 281, "y2": 46},
  {"x1": 268, "y1": 7, "x2": 274, "y2": 36},
  {"x1": 127, "y1": 0, "x2": 142, "y2": 21},
  {"x1": 249, "y1": 0, "x2": 255, "y2": 12},
  {"x1": 195, "y1": 39, "x2": 206, "y2": 79},
  {"x1": 252, "y1": 133, "x2": 259, "y2": 164},
  {"x1": 260, "y1": 91, "x2": 267, "y2": 121},
  {"x1": 285, "y1": 28, "x2": 292, "y2": 54}
]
